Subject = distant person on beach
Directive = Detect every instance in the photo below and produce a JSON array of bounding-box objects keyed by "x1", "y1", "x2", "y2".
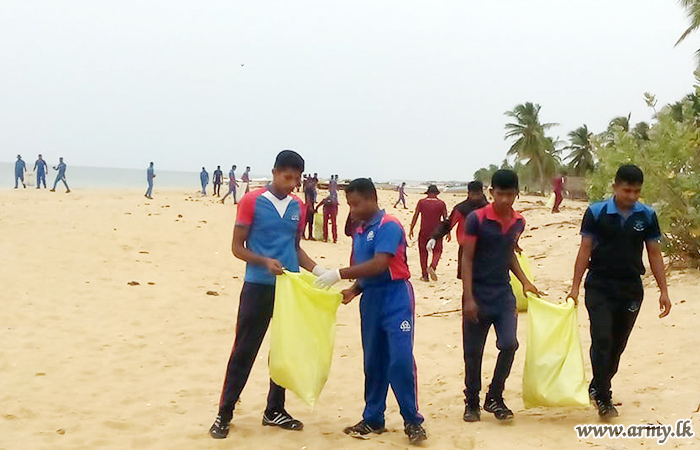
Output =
[
  {"x1": 221, "y1": 165, "x2": 239, "y2": 204},
  {"x1": 552, "y1": 171, "x2": 567, "y2": 213},
  {"x1": 145, "y1": 162, "x2": 155, "y2": 199},
  {"x1": 409, "y1": 185, "x2": 448, "y2": 282},
  {"x1": 242, "y1": 166, "x2": 251, "y2": 193},
  {"x1": 200, "y1": 167, "x2": 209, "y2": 196},
  {"x1": 50, "y1": 157, "x2": 70, "y2": 193},
  {"x1": 14, "y1": 154, "x2": 26, "y2": 189},
  {"x1": 460, "y1": 170, "x2": 539, "y2": 423},
  {"x1": 213, "y1": 166, "x2": 224, "y2": 197},
  {"x1": 303, "y1": 175, "x2": 316, "y2": 240},
  {"x1": 34, "y1": 154, "x2": 48, "y2": 189},
  {"x1": 314, "y1": 178, "x2": 427, "y2": 446},
  {"x1": 209, "y1": 150, "x2": 328, "y2": 440},
  {"x1": 394, "y1": 182, "x2": 408, "y2": 209},
  {"x1": 567, "y1": 164, "x2": 671, "y2": 420},
  {"x1": 316, "y1": 175, "x2": 340, "y2": 243},
  {"x1": 429, "y1": 181, "x2": 488, "y2": 279}
]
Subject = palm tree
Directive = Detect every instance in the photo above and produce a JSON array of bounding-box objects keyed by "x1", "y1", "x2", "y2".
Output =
[
  {"x1": 504, "y1": 102, "x2": 559, "y2": 193},
  {"x1": 565, "y1": 125, "x2": 595, "y2": 175},
  {"x1": 676, "y1": 0, "x2": 700, "y2": 62},
  {"x1": 632, "y1": 122, "x2": 650, "y2": 141}
]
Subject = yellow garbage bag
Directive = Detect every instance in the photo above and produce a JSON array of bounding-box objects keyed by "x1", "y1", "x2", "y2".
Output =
[
  {"x1": 545, "y1": 193, "x2": 556, "y2": 210},
  {"x1": 522, "y1": 294, "x2": 589, "y2": 408},
  {"x1": 313, "y1": 213, "x2": 325, "y2": 241},
  {"x1": 510, "y1": 251, "x2": 533, "y2": 312},
  {"x1": 270, "y1": 271, "x2": 342, "y2": 408}
]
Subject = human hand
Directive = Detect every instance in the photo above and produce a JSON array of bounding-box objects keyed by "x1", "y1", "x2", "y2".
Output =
[
  {"x1": 426, "y1": 239, "x2": 436, "y2": 252},
  {"x1": 265, "y1": 258, "x2": 284, "y2": 275},
  {"x1": 659, "y1": 292, "x2": 672, "y2": 318},
  {"x1": 314, "y1": 269, "x2": 341, "y2": 289}
]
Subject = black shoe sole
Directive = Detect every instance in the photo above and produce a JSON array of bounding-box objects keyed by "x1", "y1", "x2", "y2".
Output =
[
  {"x1": 344, "y1": 426, "x2": 386, "y2": 436},
  {"x1": 484, "y1": 405, "x2": 514, "y2": 421},
  {"x1": 463, "y1": 413, "x2": 481, "y2": 422},
  {"x1": 262, "y1": 418, "x2": 304, "y2": 431}
]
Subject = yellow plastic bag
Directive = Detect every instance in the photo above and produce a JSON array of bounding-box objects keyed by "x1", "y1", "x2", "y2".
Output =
[
  {"x1": 545, "y1": 193, "x2": 556, "y2": 210},
  {"x1": 510, "y1": 251, "x2": 533, "y2": 312},
  {"x1": 313, "y1": 213, "x2": 325, "y2": 241},
  {"x1": 270, "y1": 271, "x2": 342, "y2": 408},
  {"x1": 522, "y1": 294, "x2": 589, "y2": 408}
]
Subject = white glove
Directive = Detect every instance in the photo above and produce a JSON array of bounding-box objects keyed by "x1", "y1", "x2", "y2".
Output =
[
  {"x1": 426, "y1": 239, "x2": 436, "y2": 252},
  {"x1": 312, "y1": 265, "x2": 328, "y2": 277},
  {"x1": 314, "y1": 269, "x2": 341, "y2": 289}
]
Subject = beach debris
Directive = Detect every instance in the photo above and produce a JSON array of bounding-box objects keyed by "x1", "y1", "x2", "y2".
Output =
[
  {"x1": 127, "y1": 281, "x2": 140, "y2": 286},
  {"x1": 206, "y1": 291, "x2": 219, "y2": 296},
  {"x1": 421, "y1": 308, "x2": 461, "y2": 317},
  {"x1": 35, "y1": 372, "x2": 46, "y2": 376},
  {"x1": 56, "y1": 428, "x2": 65, "y2": 435},
  {"x1": 148, "y1": 282, "x2": 155, "y2": 285},
  {"x1": 139, "y1": 251, "x2": 149, "y2": 254}
]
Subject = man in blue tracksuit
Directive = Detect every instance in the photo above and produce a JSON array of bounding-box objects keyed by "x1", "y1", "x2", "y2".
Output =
[
  {"x1": 315, "y1": 177, "x2": 427, "y2": 446},
  {"x1": 15, "y1": 154, "x2": 26, "y2": 189},
  {"x1": 145, "y1": 162, "x2": 155, "y2": 199},
  {"x1": 34, "y1": 154, "x2": 48, "y2": 189},
  {"x1": 51, "y1": 157, "x2": 70, "y2": 193},
  {"x1": 200, "y1": 167, "x2": 209, "y2": 196}
]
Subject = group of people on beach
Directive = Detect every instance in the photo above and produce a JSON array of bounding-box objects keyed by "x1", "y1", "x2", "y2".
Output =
[
  {"x1": 208, "y1": 150, "x2": 672, "y2": 446},
  {"x1": 13, "y1": 154, "x2": 70, "y2": 193}
]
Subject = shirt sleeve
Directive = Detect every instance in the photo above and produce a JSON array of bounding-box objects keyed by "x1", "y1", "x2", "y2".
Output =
[
  {"x1": 646, "y1": 210, "x2": 662, "y2": 242},
  {"x1": 374, "y1": 221, "x2": 404, "y2": 256},
  {"x1": 458, "y1": 211, "x2": 480, "y2": 245},
  {"x1": 580, "y1": 207, "x2": 597, "y2": 238},
  {"x1": 235, "y1": 193, "x2": 256, "y2": 227}
]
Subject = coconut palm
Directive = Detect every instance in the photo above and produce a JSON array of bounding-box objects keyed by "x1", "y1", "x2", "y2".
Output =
[
  {"x1": 504, "y1": 102, "x2": 559, "y2": 193},
  {"x1": 565, "y1": 125, "x2": 595, "y2": 175},
  {"x1": 676, "y1": 0, "x2": 700, "y2": 62}
]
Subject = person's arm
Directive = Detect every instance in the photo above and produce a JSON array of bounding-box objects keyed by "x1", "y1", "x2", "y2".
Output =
[
  {"x1": 645, "y1": 212, "x2": 671, "y2": 318},
  {"x1": 408, "y1": 202, "x2": 421, "y2": 239},
  {"x1": 232, "y1": 225, "x2": 283, "y2": 274},
  {"x1": 510, "y1": 252, "x2": 540, "y2": 296},
  {"x1": 340, "y1": 281, "x2": 363, "y2": 305},
  {"x1": 339, "y1": 253, "x2": 392, "y2": 280},
  {"x1": 461, "y1": 239, "x2": 478, "y2": 323},
  {"x1": 297, "y1": 246, "x2": 318, "y2": 273},
  {"x1": 567, "y1": 236, "x2": 593, "y2": 305}
]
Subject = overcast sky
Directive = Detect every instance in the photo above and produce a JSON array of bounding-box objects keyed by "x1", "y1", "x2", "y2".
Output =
[{"x1": 1, "y1": 0, "x2": 697, "y2": 181}]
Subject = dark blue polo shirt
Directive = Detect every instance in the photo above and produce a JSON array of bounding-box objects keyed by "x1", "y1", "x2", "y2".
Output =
[
  {"x1": 459, "y1": 203, "x2": 525, "y2": 310},
  {"x1": 581, "y1": 197, "x2": 661, "y2": 280}
]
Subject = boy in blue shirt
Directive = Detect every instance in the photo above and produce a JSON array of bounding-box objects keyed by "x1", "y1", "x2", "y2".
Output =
[
  {"x1": 209, "y1": 150, "x2": 328, "y2": 439},
  {"x1": 567, "y1": 164, "x2": 671, "y2": 420},
  {"x1": 460, "y1": 170, "x2": 539, "y2": 422},
  {"x1": 315, "y1": 178, "x2": 427, "y2": 446}
]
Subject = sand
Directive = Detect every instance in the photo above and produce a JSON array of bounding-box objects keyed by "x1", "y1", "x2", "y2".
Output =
[{"x1": 1, "y1": 187, "x2": 698, "y2": 450}]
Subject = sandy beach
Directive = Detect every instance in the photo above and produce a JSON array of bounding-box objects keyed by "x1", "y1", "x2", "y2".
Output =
[{"x1": 1, "y1": 187, "x2": 698, "y2": 450}]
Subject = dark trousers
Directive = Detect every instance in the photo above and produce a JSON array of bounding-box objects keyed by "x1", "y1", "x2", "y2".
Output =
[
  {"x1": 463, "y1": 293, "x2": 519, "y2": 401},
  {"x1": 214, "y1": 182, "x2": 222, "y2": 196},
  {"x1": 305, "y1": 208, "x2": 315, "y2": 239},
  {"x1": 322, "y1": 204, "x2": 338, "y2": 242},
  {"x1": 553, "y1": 189, "x2": 563, "y2": 212},
  {"x1": 585, "y1": 274, "x2": 643, "y2": 402},
  {"x1": 218, "y1": 283, "x2": 285, "y2": 420},
  {"x1": 418, "y1": 233, "x2": 442, "y2": 278}
]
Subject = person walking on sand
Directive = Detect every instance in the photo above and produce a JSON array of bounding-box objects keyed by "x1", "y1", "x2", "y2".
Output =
[
  {"x1": 200, "y1": 167, "x2": 209, "y2": 196},
  {"x1": 552, "y1": 171, "x2": 567, "y2": 213},
  {"x1": 566, "y1": 164, "x2": 671, "y2": 420},
  {"x1": 242, "y1": 166, "x2": 251, "y2": 194},
  {"x1": 34, "y1": 154, "x2": 48, "y2": 189},
  {"x1": 221, "y1": 165, "x2": 239, "y2": 204},
  {"x1": 213, "y1": 165, "x2": 224, "y2": 197},
  {"x1": 145, "y1": 162, "x2": 155, "y2": 199},
  {"x1": 394, "y1": 182, "x2": 408, "y2": 209},
  {"x1": 315, "y1": 175, "x2": 340, "y2": 243},
  {"x1": 14, "y1": 154, "x2": 27, "y2": 189},
  {"x1": 409, "y1": 185, "x2": 448, "y2": 282},
  {"x1": 50, "y1": 157, "x2": 70, "y2": 193}
]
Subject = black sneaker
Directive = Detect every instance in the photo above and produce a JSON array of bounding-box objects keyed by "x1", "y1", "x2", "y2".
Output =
[
  {"x1": 588, "y1": 384, "x2": 597, "y2": 403},
  {"x1": 343, "y1": 420, "x2": 386, "y2": 436},
  {"x1": 484, "y1": 394, "x2": 514, "y2": 421},
  {"x1": 596, "y1": 398, "x2": 619, "y2": 421},
  {"x1": 262, "y1": 410, "x2": 304, "y2": 431},
  {"x1": 405, "y1": 423, "x2": 427, "y2": 445},
  {"x1": 209, "y1": 414, "x2": 231, "y2": 439},
  {"x1": 463, "y1": 397, "x2": 481, "y2": 422}
]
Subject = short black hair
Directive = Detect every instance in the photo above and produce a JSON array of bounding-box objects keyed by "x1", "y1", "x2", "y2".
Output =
[
  {"x1": 615, "y1": 164, "x2": 644, "y2": 185},
  {"x1": 346, "y1": 178, "x2": 377, "y2": 199},
  {"x1": 467, "y1": 180, "x2": 483, "y2": 193},
  {"x1": 491, "y1": 169, "x2": 519, "y2": 191},
  {"x1": 274, "y1": 150, "x2": 304, "y2": 172}
]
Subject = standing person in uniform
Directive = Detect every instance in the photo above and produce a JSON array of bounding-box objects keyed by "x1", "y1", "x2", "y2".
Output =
[
  {"x1": 50, "y1": 157, "x2": 70, "y2": 193},
  {"x1": 213, "y1": 165, "x2": 224, "y2": 197},
  {"x1": 460, "y1": 170, "x2": 539, "y2": 423},
  {"x1": 242, "y1": 166, "x2": 251, "y2": 194},
  {"x1": 221, "y1": 165, "x2": 239, "y2": 204},
  {"x1": 34, "y1": 154, "x2": 48, "y2": 189},
  {"x1": 394, "y1": 182, "x2": 408, "y2": 209},
  {"x1": 209, "y1": 150, "x2": 328, "y2": 439},
  {"x1": 409, "y1": 184, "x2": 448, "y2": 282},
  {"x1": 314, "y1": 178, "x2": 427, "y2": 446},
  {"x1": 316, "y1": 175, "x2": 340, "y2": 243},
  {"x1": 428, "y1": 181, "x2": 488, "y2": 279},
  {"x1": 303, "y1": 174, "x2": 316, "y2": 240},
  {"x1": 145, "y1": 162, "x2": 155, "y2": 199},
  {"x1": 566, "y1": 164, "x2": 671, "y2": 420},
  {"x1": 14, "y1": 155, "x2": 27, "y2": 189},
  {"x1": 200, "y1": 167, "x2": 209, "y2": 196},
  {"x1": 552, "y1": 171, "x2": 567, "y2": 213}
]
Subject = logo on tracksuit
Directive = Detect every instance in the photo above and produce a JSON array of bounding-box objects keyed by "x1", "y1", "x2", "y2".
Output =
[
  {"x1": 633, "y1": 220, "x2": 646, "y2": 232},
  {"x1": 291, "y1": 213, "x2": 300, "y2": 221},
  {"x1": 367, "y1": 230, "x2": 375, "y2": 242},
  {"x1": 400, "y1": 320, "x2": 411, "y2": 332}
]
